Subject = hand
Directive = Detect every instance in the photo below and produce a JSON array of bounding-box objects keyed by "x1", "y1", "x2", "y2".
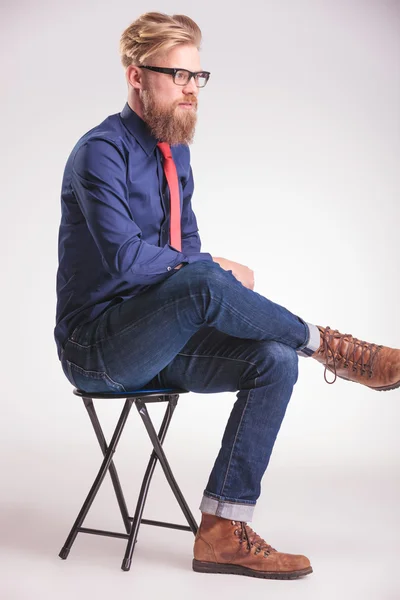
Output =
[{"x1": 212, "y1": 256, "x2": 255, "y2": 290}]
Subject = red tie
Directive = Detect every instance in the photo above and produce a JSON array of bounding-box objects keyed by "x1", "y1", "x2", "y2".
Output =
[{"x1": 157, "y1": 142, "x2": 182, "y2": 252}]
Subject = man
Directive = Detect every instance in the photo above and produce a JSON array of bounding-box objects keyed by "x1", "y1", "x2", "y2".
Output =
[{"x1": 55, "y1": 12, "x2": 399, "y2": 580}]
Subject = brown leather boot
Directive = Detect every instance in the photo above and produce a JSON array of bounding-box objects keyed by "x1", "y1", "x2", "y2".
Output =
[
  {"x1": 193, "y1": 514, "x2": 312, "y2": 579},
  {"x1": 313, "y1": 326, "x2": 400, "y2": 391}
]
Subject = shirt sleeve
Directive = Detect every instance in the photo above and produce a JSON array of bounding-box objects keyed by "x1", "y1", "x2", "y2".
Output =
[{"x1": 71, "y1": 138, "x2": 210, "y2": 284}]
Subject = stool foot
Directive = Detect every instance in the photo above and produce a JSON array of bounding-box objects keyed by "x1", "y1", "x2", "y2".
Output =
[
  {"x1": 59, "y1": 547, "x2": 71, "y2": 560},
  {"x1": 121, "y1": 557, "x2": 132, "y2": 571}
]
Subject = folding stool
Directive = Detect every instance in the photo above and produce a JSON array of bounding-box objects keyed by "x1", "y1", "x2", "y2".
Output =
[{"x1": 59, "y1": 387, "x2": 198, "y2": 571}]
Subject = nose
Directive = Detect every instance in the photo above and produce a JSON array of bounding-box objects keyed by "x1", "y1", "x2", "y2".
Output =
[{"x1": 182, "y1": 75, "x2": 198, "y2": 96}]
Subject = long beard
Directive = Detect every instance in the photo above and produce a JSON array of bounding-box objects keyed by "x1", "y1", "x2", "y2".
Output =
[{"x1": 141, "y1": 90, "x2": 198, "y2": 145}]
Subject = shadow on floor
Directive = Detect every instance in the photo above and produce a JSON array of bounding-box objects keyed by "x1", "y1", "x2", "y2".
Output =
[{"x1": 0, "y1": 501, "x2": 192, "y2": 570}]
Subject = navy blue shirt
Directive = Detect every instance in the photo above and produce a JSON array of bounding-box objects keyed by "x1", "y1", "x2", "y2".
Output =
[{"x1": 54, "y1": 103, "x2": 213, "y2": 359}]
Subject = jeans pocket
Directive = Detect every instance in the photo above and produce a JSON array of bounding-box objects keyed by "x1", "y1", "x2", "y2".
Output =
[{"x1": 65, "y1": 359, "x2": 126, "y2": 393}]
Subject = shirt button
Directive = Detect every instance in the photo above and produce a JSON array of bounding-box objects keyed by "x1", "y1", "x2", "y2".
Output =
[{"x1": 167, "y1": 266, "x2": 172, "y2": 271}]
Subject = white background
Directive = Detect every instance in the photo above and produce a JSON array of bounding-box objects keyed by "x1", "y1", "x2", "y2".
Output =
[{"x1": 1, "y1": 1, "x2": 399, "y2": 598}]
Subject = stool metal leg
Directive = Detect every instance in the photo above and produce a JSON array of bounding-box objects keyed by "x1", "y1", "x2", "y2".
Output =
[
  {"x1": 83, "y1": 397, "x2": 131, "y2": 534},
  {"x1": 59, "y1": 397, "x2": 134, "y2": 560},
  {"x1": 121, "y1": 395, "x2": 177, "y2": 570},
  {"x1": 121, "y1": 395, "x2": 197, "y2": 571}
]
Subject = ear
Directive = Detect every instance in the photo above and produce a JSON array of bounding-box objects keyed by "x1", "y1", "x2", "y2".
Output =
[{"x1": 126, "y1": 65, "x2": 143, "y2": 90}]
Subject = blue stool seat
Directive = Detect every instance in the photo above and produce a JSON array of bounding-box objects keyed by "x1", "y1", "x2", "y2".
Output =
[
  {"x1": 73, "y1": 387, "x2": 189, "y2": 399},
  {"x1": 59, "y1": 386, "x2": 196, "y2": 571}
]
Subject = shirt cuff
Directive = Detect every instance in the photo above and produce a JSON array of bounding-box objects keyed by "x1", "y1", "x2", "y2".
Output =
[{"x1": 182, "y1": 252, "x2": 213, "y2": 264}]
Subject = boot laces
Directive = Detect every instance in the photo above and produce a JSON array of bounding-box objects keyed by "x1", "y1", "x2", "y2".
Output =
[
  {"x1": 319, "y1": 326, "x2": 382, "y2": 384},
  {"x1": 233, "y1": 521, "x2": 276, "y2": 557}
]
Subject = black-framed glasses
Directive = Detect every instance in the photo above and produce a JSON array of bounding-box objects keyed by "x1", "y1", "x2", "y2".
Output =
[{"x1": 139, "y1": 66, "x2": 211, "y2": 88}]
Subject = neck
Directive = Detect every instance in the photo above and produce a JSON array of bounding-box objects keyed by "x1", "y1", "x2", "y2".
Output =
[{"x1": 127, "y1": 90, "x2": 144, "y2": 121}]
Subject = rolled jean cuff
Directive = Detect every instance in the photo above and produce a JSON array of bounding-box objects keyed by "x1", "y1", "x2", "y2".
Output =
[
  {"x1": 199, "y1": 494, "x2": 255, "y2": 522},
  {"x1": 296, "y1": 321, "x2": 321, "y2": 358}
]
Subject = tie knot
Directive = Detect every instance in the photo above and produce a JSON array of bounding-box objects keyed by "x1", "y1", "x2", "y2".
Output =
[{"x1": 157, "y1": 142, "x2": 172, "y2": 160}]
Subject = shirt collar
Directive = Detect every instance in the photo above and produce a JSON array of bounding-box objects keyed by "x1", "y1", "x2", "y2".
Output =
[{"x1": 120, "y1": 102, "x2": 158, "y2": 156}]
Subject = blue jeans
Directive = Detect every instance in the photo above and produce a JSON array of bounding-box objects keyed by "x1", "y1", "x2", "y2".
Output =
[{"x1": 60, "y1": 261, "x2": 320, "y2": 521}]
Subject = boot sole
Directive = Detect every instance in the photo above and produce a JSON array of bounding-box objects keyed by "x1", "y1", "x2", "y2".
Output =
[
  {"x1": 324, "y1": 366, "x2": 400, "y2": 392},
  {"x1": 340, "y1": 374, "x2": 400, "y2": 391},
  {"x1": 192, "y1": 559, "x2": 313, "y2": 579},
  {"x1": 371, "y1": 379, "x2": 400, "y2": 391}
]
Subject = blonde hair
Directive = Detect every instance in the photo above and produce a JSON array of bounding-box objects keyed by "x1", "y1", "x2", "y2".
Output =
[{"x1": 119, "y1": 12, "x2": 202, "y2": 68}]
